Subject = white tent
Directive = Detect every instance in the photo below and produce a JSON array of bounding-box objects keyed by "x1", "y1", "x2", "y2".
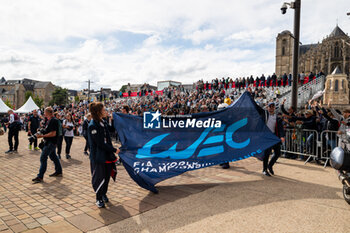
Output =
[
  {"x1": 0, "y1": 98, "x2": 11, "y2": 113},
  {"x1": 15, "y1": 96, "x2": 39, "y2": 113}
]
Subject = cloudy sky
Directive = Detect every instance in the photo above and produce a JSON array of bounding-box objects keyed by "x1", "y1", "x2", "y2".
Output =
[{"x1": 0, "y1": 0, "x2": 349, "y2": 90}]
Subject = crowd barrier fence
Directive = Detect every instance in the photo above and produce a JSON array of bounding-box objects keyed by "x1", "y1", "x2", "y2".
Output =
[{"x1": 281, "y1": 128, "x2": 338, "y2": 168}]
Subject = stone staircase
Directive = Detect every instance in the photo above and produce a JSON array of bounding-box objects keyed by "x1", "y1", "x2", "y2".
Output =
[{"x1": 279, "y1": 75, "x2": 326, "y2": 108}]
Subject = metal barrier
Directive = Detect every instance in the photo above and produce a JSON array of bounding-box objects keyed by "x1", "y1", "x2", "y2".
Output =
[
  {"x1": 281, "y1": 129, "x2": 341, "y2": 168},
  {"x1": 281, "y1": 128, "x2": 319, "y2": 164},
  {"x1": 319, "y1": 130, "x2": 339, "y2": 167}
]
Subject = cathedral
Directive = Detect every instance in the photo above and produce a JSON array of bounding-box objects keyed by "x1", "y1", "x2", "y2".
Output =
[{"x1": 275, "y1": 25, "x2": 350, "y2": 76}]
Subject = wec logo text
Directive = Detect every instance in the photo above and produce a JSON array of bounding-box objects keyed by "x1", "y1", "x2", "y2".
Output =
[{"x1": 137, "y1": 118, "x2": 250, "y2": 159}]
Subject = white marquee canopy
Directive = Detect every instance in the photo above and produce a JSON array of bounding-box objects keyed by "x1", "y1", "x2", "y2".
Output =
[
  {"x1": 0, "y1": 98, "x2": 11, "y2": 113},
  {"x1": 15, "y1": 97, "x2": 39, "y2": 113}
]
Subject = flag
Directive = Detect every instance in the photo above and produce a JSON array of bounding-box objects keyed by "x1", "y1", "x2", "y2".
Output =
[{"x1": 113, "y1": 92, "x2": 280, "y2": 192}]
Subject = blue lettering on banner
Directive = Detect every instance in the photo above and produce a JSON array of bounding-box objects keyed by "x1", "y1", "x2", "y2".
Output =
[{"x1": 136, "y1": 118, "x2": 249, "y2": 159}]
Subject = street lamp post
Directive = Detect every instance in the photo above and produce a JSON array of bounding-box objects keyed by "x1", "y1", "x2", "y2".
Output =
[
  {"x1": 86, "y1": 80, "x2": 94, "y2": 103},
  {"x1": 281, "y1": 0, "x2": 301, "y2": 110}
]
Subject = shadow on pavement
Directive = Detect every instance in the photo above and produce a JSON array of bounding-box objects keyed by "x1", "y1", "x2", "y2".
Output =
[
  {"x1": 27, "y1": 176, "x2": 72, "y2": 200},
  {"x1": 277, "y1": 160, "x2": 325, "y2": 172},
  {"x1": 4, "y1": 152, "x2": 24, "y2": 159},
  {"x1": 60, "y1": 158, "x2": 83, "y2": 168},
  {"x1": 101, "y1": 176, "x2": 343, "y2": 233}
]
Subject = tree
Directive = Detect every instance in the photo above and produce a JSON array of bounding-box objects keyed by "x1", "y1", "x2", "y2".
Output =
[
  {"x1": 4, "y1": 99, "x2": 13, "y2": 109},
  {"x1": 25, "y1": 91, "x2": 33, "y2": 101},
  {"x1": 49, "y1": 87, "x2": 68, "y2": 106},
  {"x1": 74, "y1": 95, "x2": 80, "y2": 103},
  {"x1": 119, "y1": 85, "x2": 127, "y2": 93},
  {"x1": 33, "y1": 95, "x2": 44, "y2": 108}
]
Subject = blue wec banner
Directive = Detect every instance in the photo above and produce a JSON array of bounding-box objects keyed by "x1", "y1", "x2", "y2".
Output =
[{"x1": 113, "y1": 92, "x2": 280, "y2": 193}]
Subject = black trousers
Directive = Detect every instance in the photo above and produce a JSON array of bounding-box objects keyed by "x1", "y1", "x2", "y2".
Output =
[
  {"x1": 91, "y1": 162, "x2": 112, "y2": 200},
  {"x1": 8, "y1": 128, "x2": 19, "y2": 151},
  {"x1": 57, "y1": 136, "x2": 63, "y2": 155},
  {"x1": 263, "y1": 143, "x2": 281, "y2": 171},
  {"x1": 29, "y1": 134, "x2": 38, "y2": 147},
  {"x1": 84, "y1": 135, "x2": 89, "y2": 152},
  {"x1": 64, "y1": 136, "x2": 73, "y2": 155}
]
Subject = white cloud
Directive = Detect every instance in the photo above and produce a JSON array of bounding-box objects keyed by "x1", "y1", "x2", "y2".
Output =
[
  {"x1": 184, "y1": 29, "x2": 217, "y2": 45},
  {"x1": 143, "y1": 34, "x2": 162, "y2": 47},
  {"x1": 225, "y1": 28, "x2": 275, "y2": 45}
]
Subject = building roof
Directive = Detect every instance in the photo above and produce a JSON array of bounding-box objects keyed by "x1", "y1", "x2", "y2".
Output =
[
  {"x1": 34, "y1": 82, "x2": 51, "y2": 89},
  {"x1": 280, "y1": 30, "x2": 292, "y2": 35},
  {"x1": 5, "y1": 80, "x2": 22, "y2": 85},
  {"x1": 299, "y1": 44, "x2": 318, "y2": 55},
  {"x1": 23, "y1": 84, "x2": 34, "y2": 92},
  {"x1": 331, "y1": 66, "x2": 342, "y2": 74},
  {"x1": 329, "y1": 25, "x2": 347, "y2": 38},
  {"x1": 0, "y1": 77, "x2": 5, "y2": 84}
]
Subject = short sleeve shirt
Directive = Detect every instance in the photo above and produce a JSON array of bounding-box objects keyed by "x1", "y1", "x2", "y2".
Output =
[{"x1": 44, "y1": 118, "x2": 59, "y2": 144}]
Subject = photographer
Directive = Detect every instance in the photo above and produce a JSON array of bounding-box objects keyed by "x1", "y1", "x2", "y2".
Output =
[
  {"x1": 88, "y1": 102, "x2": 120, "y2": 208},
  {"x1": 32, "y1": 107, "x2": 62, "y2": 184},
  {"x1": 5, "y1": 110, "x2": 21, "y2": 154},
  {"x1": 63, "y1": 113, "x2": 75, "y2": 159},
  {"x1": 28, "y1": 109, "x2": 41, "y2": 150}
]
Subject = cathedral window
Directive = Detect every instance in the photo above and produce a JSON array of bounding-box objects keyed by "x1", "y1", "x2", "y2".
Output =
[
  {"x1": 334, "y1": 42, "x2": 340, "y2": 58},
  {"x1": 282, "y1": 39, "x2": 287, "y2": 56},
  {"x1": 335, "y1": 80, "x2": 339, "y2": 92}
]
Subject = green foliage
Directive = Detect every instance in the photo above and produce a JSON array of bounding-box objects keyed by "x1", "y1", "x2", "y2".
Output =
[
  {"x1": 50, "y1": 87, "x2": 68, "y2": 106},
  {"x1": 33, "y1": 95, "x2": 44, "y2": 108},
  {"x1": 74, "y1": 95, "x2": 80, "y2": 103},
  {"x1": 25, "y1": 91, "x2": 33, "y2": 101},
  {"x1": 119, "y1": 85, "x2": 127, "y2": 93},
  {"x1": 4, "y1": 99, "x2": 13, "y2": 109}
]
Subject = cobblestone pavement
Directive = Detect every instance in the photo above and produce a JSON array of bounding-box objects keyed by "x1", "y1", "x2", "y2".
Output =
[{"x1": 0, "y1": 131, "x2": 268, "y2": 233}]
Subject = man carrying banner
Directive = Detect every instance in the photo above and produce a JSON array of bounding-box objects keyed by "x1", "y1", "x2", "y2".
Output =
[
  {"x1": 260, "y1": 102, "x2": 285, "y2": 176},
  {"x1": 88, "y1": 102, "x2": 120, "y2": 208}
]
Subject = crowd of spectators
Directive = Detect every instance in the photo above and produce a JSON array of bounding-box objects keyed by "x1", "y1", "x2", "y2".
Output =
[{"x1": 0, "y1": 70, "x2": 345, "y2": 165}]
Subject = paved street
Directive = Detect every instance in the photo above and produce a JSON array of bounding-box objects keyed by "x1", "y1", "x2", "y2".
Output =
[{"x1": 0, "y1": 132, "x2": 349, "y2": 233}]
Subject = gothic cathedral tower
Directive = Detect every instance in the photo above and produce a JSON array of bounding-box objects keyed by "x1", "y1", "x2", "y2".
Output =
[{"x1": 275, "y1": 30, "x2": 294, "y2": 76}]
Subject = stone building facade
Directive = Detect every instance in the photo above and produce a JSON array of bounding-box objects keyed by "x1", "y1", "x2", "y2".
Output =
[
  {"x1": 0, "y1": 78, "x2": 55, "y2": 108},
  {"x1": 276, "y1": 25, "x2": 350, "y2": 76},
  {"x1": 323, "y1": 66, "x2": 349, "y2": 105},
  {"x1": 33, "y1": 82, "x2": 55, "y2": 106}
]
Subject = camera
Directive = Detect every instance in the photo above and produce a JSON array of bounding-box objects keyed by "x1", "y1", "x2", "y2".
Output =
[
  {"x1": 28, "y1": 128, "x2": 45, "y2": 143},
  {"x1": 281, "y1": 3, "x2": 288, "y2": 14},
  {"x1": 67, "y1": 126, "x2": 74, "y2": 131}
]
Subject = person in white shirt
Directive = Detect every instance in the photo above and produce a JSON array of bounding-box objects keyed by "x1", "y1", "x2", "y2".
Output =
[
  {"x1": 6, "y1": 110, "x2": 20, "y2": 153},
  {"x1": 257, "y1": 102, "x2": 285, "y2": 176},
  {"x1": 62, "y1": 113, "x2": 75, "y2": 159}
]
